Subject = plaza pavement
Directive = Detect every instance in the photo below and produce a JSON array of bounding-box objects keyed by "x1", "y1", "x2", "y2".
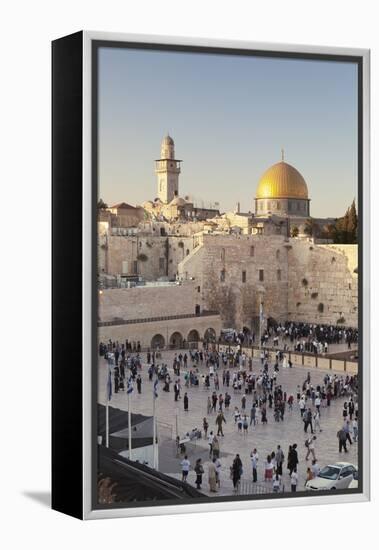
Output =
[{"x1": 98, "y1": 349, "x2": 358, "y2": 497}]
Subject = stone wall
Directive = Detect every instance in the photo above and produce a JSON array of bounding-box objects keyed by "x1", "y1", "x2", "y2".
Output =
[
  {"x1": 178, "y1": 234, "x2": 290, "y2": 329},
  {"x1": 99, "y1": 280, "x2": 202, "y2": 323},
  {"x1": 287, "y1": 242, "x2": 358, "y2": 326},
  {"x1": 98, "y1": 314, "x2": 222, "y2": 350},
  {"x1": 98, "y1": 230, "x2": 198, "y2": 280},
  {"x1": 178, "y1": 235, "x2": 358, "y2": 329}
]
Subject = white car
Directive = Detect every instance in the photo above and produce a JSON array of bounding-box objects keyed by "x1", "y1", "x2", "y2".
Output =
[
  {"x1": 348, "y1": 470, "x2": 359, "y2": 489},
  {"x1": 305, "y1": 462, "x2": 358, "y2": 491}
]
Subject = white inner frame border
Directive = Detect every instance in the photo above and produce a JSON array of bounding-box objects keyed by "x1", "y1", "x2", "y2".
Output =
[{"x1": 82, "y1": 31, "x2": 370, "y2": 520}]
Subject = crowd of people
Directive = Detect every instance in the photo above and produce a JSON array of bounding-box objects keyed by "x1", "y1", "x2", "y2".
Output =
[
  {"x1": 218, "y1": 321, "x2": 358, "y2": 354},
  {"x1": 99, "y1": 334, "x2": 359, "y2": 496}
]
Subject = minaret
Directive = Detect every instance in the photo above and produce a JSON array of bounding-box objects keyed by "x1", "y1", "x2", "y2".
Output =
[{"x1": 155, "y1": 134, "x2": 182, "y2": 203}]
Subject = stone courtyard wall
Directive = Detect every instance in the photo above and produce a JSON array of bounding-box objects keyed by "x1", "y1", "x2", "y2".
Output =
[{"x1": 99, "y1": 281, "x2": 202, "y2": 323}]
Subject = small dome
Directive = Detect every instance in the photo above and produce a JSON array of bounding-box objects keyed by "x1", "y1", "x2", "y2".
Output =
[
  {"x1": 170, "y1": 196, "x2": 187, "y2": 206},
  {"x1": 256, "y1": 161, "x2": 308, "y2": 200}
]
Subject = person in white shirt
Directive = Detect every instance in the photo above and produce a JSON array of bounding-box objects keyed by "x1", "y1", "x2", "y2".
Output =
[
  {"x1": 291, "y1": 469, "x2": 298, "y2": 492},
  {"x1": 305, "y1": 435, "x2": 317, "y2": 461},
  {"x1": 311, "y1": 459, "x2": 320, "y2": 478},
  {"x1": 181, "y1": 455, "x2": 191, "y2": 482},
  {"x1": 352, "y1": 417, "x2": 358, "y2": 442},
  {"x1": 250, "y1": 449, "x2": 259, "y2": 482},
  {"x1": 273, "y1": 472, "x2": 282, "y2": 492}
]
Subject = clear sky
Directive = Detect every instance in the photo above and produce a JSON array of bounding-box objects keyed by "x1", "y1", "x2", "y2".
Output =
[{"x1": 98, "y1": 46, "x2": 358, "y2": 218}]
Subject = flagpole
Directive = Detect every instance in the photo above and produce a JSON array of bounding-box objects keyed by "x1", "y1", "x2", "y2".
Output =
[
  {"x1": 153, "y1": 391, "x2": 157, "y2": 469},
  {"x1": 128, "y1": 389, "x2": 133, "y2": 461},
  {"x1": 106, "y1": 362, "x2": 112, "y2": 448},
  {"x1": 106, "y1": 400, "x2": 109, "y2": 448}
]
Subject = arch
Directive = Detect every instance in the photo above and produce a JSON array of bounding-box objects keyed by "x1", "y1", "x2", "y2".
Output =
[
  {"x1": 151, "y1": 334, "x2": 165, "y2": 349},
  {"x1": 187, "y1": 329, "x2": 200, "y2": 342},
  {"x1": 169, "y1": 331, "x2": 183, "y2": 349},
  {"x1": 204, "y1": 328, "x2": 216, "y2": 342}
]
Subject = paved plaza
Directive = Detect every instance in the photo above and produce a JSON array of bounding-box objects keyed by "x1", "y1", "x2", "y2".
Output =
[{"x1": 98, "y1": 348, "x2": 358, "y2": 497}]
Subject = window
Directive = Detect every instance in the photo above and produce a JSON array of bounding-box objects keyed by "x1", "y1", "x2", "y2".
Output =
[
  {"x1": 186, "y1": 249, "x2": 190, "y2": 256},
  {"x1": 277, "y1": 201, "x2": 280, "y2": 210},
  {"x1": 133, "y1": 260, "x2": 138, "y2": 274},
  {"x1": 242, "y1": 270, "x2": 246, "y2": 283},
  {"x1": 221, "y1": 247, "x2": 225, "y2": 261},
  {"x1": 250, "y1": 246, "x2": 255, "y2": 257},
  {"x1": 276, "y1": 249, "x2": 280, "y2": 260},
  {"x1": 220, "y1": 269, "x2": 226, "y2": 282},
  {"x1": 159, "y1": 257, "x2": 165, "y2": 271},
  {"x1": 277, "y1": 269, "x2": 281, "y2": 281},
  {"x1": 197, "y1": 286, "x2": 201, "y2": 293},
  {"x1": 259, "y1": 269, "x2": 264, "y2": 282},
  {"x1": 122, "y1": 261, "x2": 128, "y2": 274}
]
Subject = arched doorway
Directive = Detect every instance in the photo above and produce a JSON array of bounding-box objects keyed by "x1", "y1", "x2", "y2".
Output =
[
  {"x1": 188, "y1": 329, "x2": 200, "y2": 342},
  {"x1": 169, "y1": 331, "x2": 183, "y2": 349},
  {"x1": 204, "y1": 328, "x2": 216, "y2": 343},
  {"x1": 151, "y1": 334, "x2": 165, "y2": 350}
]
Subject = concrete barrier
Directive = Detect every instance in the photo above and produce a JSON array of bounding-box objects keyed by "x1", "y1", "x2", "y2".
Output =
[{"x1": 317, "y1": 357, "x2": 331, "y2": 370}]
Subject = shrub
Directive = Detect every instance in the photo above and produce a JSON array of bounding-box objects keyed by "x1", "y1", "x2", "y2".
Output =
[
  {"x1": 311, "y1": 292, "x2": 318, "y2": 299},
  {"x1": 336, "y1": 316, "x2": 346, "y2": 324},
  {"x1": 302, "y1": 278, "x2": 308, "y2": 287},
  {"x1": 137, "y1": 253, "x2": 148, "y2": 262},
  {"x1": 317, "y1": 303, "x2": 324, "y2": 313}
]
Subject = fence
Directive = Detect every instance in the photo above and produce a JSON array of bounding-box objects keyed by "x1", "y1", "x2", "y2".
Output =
[
  {"x1": 238, "y1": 479, "x2": 286, "y2": 495},
  {"x1": 216, "y1": 343, "x2": 358, "y2": 375}
]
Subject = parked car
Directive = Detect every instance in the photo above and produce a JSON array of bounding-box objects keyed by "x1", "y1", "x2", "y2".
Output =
[
  {"x1": 348, "y1": 469, "x2": 359, "y2": 489},
  {"x1": 305, "y1": 462, "x2": 357, "y2": 491}
]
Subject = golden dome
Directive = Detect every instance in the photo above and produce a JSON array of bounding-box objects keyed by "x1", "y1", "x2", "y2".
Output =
[{"x1": 256, "y1": 161, "x2": 308, "y2": 200}]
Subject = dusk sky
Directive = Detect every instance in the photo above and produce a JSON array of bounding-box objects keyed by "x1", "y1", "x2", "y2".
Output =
[{"x1": 98, "y1": 46, "x2": 358, "y2": 218}]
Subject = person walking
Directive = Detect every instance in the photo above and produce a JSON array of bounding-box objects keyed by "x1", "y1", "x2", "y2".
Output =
[
  {"x1": 288, "y1": 444, "x2": 299, "y2": 475},
  {"x1": 290, "y1": 469, "x2": 299, "y2": 492},
  {"x1": 273, "y1": 472, "x2": 282, "y2": 493},
  {"x1": 250, "y1": 449, "x2": 258, "y2": 482},
  {"x1": 303, "y1": 408, "x2": 313, "y2": 433},
  {"x1": 194, "y1": 458, "x2": 204, "y2": 490},
  {"x1": 305, "y1": 435, "x2": 317, "y2": 461},
  {"x1": 242, "y1": 415, "x2": 249, "y2": 436},
  {"x1": 311, "y1": 458, "x2": 320, "y2": 478},
  {"x1": 181, "y1": 455, "x2": 190, "y2": 482},
  {"x1": 250, "y1": 404, "x2": 256, "y2": 426},
  {"x1": 208, "y1": 458, "x2": 218, "y2": 493},
  {"x1": 231, "y1": 454, "x2": 243, "y2": 493},
  {"x1": 183, "y1": 392, "x2": 189, "y2": 412},
  {"x1": 208, "y1": 431, "x2": 214, "y2": 458},
  {"x1": 264, "y1": 455, "x2": 274, "y2": 481},
  {"x1": 207, "y1": 396, "x2": 212, "y2": 415},
  {"x1": 215, "y1": 457, "x2": 222, "y2": 489},
  {"x1": 275, "y1": 445, "x2": 285, "y2": 476},
  {"x1": 212, "y1": 435, "x2": 220, "y2": 459},
  {"x1": 136, "y1": 374, "x2": 142, "y2": 394},
  {"x1": 215, "y1": 411, "x2": 226, "y2": 436},
  {"x1": 313, "y1": 410, "x2": 322, "y2": 433},
  {"x1": 203, "y1": 417, "x2": 209, "y2": 439},
  {"x1": 352, "y1": 417, "x2": 358, "y2": 442},
  {"x1": 337, "y1": 428, "x2": 348, "y2": 453}
]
